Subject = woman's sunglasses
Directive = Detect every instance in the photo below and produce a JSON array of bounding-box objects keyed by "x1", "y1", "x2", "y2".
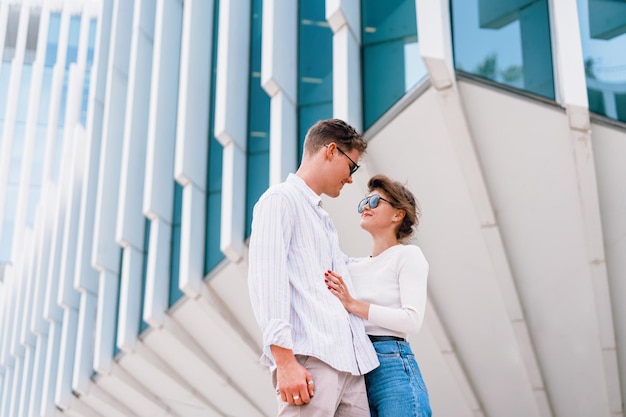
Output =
[{"x1": 358, "y1": 194, "x2": 393, "y2": 213}]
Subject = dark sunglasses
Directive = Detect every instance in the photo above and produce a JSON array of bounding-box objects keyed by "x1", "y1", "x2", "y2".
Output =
[
  {"x1": 358, "y1": 194, "x2": 393, "y2": 213},
  {"x1": 325, "y1": 144, "x2": 360, "y2": 176}
]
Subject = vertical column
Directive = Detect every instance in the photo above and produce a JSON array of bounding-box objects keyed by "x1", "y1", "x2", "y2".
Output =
[
  {"x1": 142, "y1": 0, "x2": 183, "y2": 327},
  {"x1": 175, "y1": 0, "x2": 214, "y2": 296},
  {"x1": 73, "y1": 0, "x2": 114, "y2": 397},
  {"x1": 16, "y1": 232, "x2": 36, "y2": 417},
  {"x1": 550, "y1": 1, "x2": 621, "y2": 415},
  {"x1": 40, "y1": 8, "x2": 71, "y2": 186},
  {"x1": 35, "y1": 8, "x2": 72, "y2": 416},
  {"x1": 262, "y1": 0, "x2": 297, "y2": 185},
  {"x1": 326, "y1": 0, "x2": 362, "y2": 129},
  {"x1": 51, "y1": 5, "x2": 98, "y2": 407},
  {"x1": 28, "y1": 333, "x2": 48, "y2": 417},
  {"x1": 214, "y1": 0, "x2": 250, "y2": 262},
  {"x1": 92, "y1": 0, "x2": 134, "y2": 374},
  {"x1": 13, "y1": 4, "x2": 50, "y2": 280},
  {"x1": 0, "y1": 3, "x2": 29, "y2": 257},
  {"x1": 26, "y1": 211, "x2": 48, "y2": 417},
  {"x1": 0, "y1": 261, "x2": 18, "y2": 371},
  {"x1": 40, "y1": 314, "x2": 61, "y2": 417},
  {"x1": 54, "y1": 10, "x2": 94, "y2": 408},
  {"x1": 416, "y1": 0, "x2": 455, "y2": 90},
  {"x1": 115, "y1": 0, "x2": 156, "y2": 353}
]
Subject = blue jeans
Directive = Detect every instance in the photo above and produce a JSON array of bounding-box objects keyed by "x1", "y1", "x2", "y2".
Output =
[{"x1": 365, "y1": 340, "x2": 432, "y2": 417}]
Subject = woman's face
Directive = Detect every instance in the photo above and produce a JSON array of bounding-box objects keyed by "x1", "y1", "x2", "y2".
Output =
[{"x1": 358, "y1": 189, "x2": 400, "y2": 234}]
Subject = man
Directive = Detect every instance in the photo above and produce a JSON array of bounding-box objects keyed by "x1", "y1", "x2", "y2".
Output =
[{"x1": 248, "y1": 119, "x2": 379, "y2": 416}]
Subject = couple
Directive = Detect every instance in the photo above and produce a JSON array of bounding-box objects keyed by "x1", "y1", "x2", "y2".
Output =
[{"x1": 248, "y1": 119, "x2": 432, "y2": 417}]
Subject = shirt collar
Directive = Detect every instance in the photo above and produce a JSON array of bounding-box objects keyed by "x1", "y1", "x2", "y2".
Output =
[{"x1": 287, "y1": 173, "x2": 323, "y2": 208}]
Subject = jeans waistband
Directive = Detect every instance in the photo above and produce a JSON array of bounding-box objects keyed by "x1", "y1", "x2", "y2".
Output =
[{"x1": 368, "y1": 335, "x2": 406, "y2": 343}]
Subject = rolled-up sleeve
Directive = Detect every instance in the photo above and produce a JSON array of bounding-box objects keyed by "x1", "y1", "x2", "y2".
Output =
[{"x1": 248, "y1": 194, "x2": 293, "y2": 364}]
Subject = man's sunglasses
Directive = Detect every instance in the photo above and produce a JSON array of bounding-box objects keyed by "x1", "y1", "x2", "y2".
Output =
[
  {"x1": 325, "y1": 144, "x2": 360, "y2": 176},
  {"x1": 358, "y1": 194, "x2": 393, "y2": 213}
]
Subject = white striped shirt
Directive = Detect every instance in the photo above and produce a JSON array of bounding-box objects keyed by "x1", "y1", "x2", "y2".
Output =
[{"x1": 248, "y1": 174, "x2": 379, "y2": 375}]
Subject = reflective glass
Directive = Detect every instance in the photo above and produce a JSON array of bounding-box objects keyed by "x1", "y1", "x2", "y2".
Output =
[
  {"x1": 2, "y1": 5, "x2": 20, "y2": 62},
  {"x1": 246, "y1": 0, "x2": 271, "y2": 237},
  {"x1": 113, "y1": 248, "x2": 123, "y2": 358},
  {"x1": 82, "y1": 19, "x2": 98, "y2": 125},
  {"x1": 205, "y1": 0, "x2": 225, "y2": 275},
  {"x1": 298, "y1": 0, "x2": 333, "y2": 154},
  {"x1": 169, "y1": 182, "x2": 184, "y2": 307},
  {"x1": 578, "y1": 0, "x2": 626, "y2": 123},
  {"x1": 140, "y1": 218, "x2": 150, "y2": 333},
  {"x1": 45, "y1": 13, "x2": 61, "y2": 68},
  {"x1": 24, "y1": 8, "x2": 40, "y2": 65},
  {"x1": 362, "y1": 0, "x2": 426, "y2": 129},
  {"x1": 451, "y1": 0, "x2": 555, "y2": 100}
]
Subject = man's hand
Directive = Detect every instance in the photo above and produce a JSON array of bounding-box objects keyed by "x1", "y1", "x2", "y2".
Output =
[{"x1": 271, "y1": 346, "x2": 316, "y2": 406}]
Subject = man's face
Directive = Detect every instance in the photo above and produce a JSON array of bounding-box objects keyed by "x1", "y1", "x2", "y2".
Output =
[{"x1": 324, "y1": 144, "x2": 360, "y2": 198}]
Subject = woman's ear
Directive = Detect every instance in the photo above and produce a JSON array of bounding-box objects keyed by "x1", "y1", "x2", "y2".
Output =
[{"x1": 393, "y1": 209, "x2": 406, "y2": 221}]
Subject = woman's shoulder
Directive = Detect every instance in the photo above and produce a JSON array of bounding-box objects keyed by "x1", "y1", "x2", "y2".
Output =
[
  {"x1": 394, "y1": 244, "x2": 428, "y2": 265},
  {"x1": 392, "y1": 244, "x2": 424, "y2": 256}
]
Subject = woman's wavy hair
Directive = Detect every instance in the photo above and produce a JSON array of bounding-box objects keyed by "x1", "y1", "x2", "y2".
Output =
[{"x1": 367, "y1": 174, "x2": 421, "y2": 242}]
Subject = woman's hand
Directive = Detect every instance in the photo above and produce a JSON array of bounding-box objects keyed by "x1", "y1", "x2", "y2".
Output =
[
  {"x1": 325, "y1": 270, "x2": 354, "y2": 308},
  {"x1": 325, "y1": 270, "x2": 370, "y2": 319}
]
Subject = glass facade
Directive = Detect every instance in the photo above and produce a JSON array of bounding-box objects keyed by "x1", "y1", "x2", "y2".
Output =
[
  {"x1": 1, "y1": 9, "x2": 68, "y2": 263},
  {"x1": 204, "y1": 0, "x2": 225, "y2": 275},
  {"x1": 82, "y1": 19, "x2": 97, "y2": 125},
  {"x1": 2, "y1": 4, "x2": 20, "y2": 62},
  {"x1": 578, "y1": 0, "x2": 626, "y2": 123},
  {"x1": 298, "y1": 0, "x2": 333, "y2": 154},
  {"x1": 245, "y1": 0, "x2": 271, "y2": 237},
  {"x1": 451, "y1": 0, "x2": 555, "y2": 100},
  {"x1": 361, "y1": 0, "x2": 426, "y2": 129},
  {"x1": 169, "y1": 182, "x2": 184, "y2": 306},
  {"x1": 140, "y1": 218, "x2": 150, "y2": 333}
]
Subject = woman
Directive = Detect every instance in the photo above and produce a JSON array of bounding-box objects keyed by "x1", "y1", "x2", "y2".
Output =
[{"x1": 325, "y1": 174, "x2": 432, "y2": 417}]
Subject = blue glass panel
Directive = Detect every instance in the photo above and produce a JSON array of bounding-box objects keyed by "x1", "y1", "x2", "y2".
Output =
[
  {"x1": 113, "y1": 248, "x2": 123, "y2": 358},
  {"x1": 24, "y1": 9, "x2": 40, "y2": 65},
  {"x1": 139, "y1": 218, "x2": 150, "y2": 333},
  {"x1": 2, "y1": 5, "x2": 20, "y2": 62},
  {"x1": 38, "y1": 68, "x2": 54, "y2": 125},
  {"x1": 246, "y1": 0, "x2": 271, "y2": 237},
  {"x1": 66, "y1": 16, "x2": 81, "y2": 69},
  {"x1": 169, "y1": 183, "x2": 184, "y2": 306},
  {"x1": 45, "y1": 13, "x2": 61, "y2": 68},
  {"x1": 298, "y1": 0, "x2": 333, "y2": 156},
  {"x1": 0, "y1": 62, "x2": 10, "y2": 117},
  {"x1": 81, "y1": 19, "x2": 98, "y2": 125},
  {"x1": 17, "y1": 65, "x2": 32, "y2": 122},
  {"x1": 51, "y1": 16, "x2": 81, "y2": 165},
  {"x1": 0, "y1": 186, "x2": 17, "y2": 263},
  {"x1": 578, "y1": 0, "x2": 626, "y2": 123},
  {"x1": 362, "y1": 0, "x2": 425, "y2": 129},
  {"x1": 205, "y1": 0, "x2": 225, "y2": 275},
  {"x1": 451, "y1": 0, "x2": 554, "y2": 100},
  {"x1": 27, "y1": 186, "x2": 40, "y2": 228}
]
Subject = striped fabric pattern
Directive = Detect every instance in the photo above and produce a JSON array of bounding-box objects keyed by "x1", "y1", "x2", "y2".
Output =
[{"x1": 248, "y1": 174, "x2": 378, "y2": 375}]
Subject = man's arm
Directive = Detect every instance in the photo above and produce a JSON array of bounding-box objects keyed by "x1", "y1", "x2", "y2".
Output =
[{"x1": 271, "y1": 345, "x2": 315, "y2": 405}]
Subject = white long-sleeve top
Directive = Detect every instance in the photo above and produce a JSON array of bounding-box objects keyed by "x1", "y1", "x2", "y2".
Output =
[
  {"x1": 349, "y1": 244, "x2": 429, "y2": 338},
  {"x1": 248, "y1": 174, "x2": 379, "y2": 375}
]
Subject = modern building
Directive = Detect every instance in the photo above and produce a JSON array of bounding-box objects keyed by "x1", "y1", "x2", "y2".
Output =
[{"x1": 0, "y1": 0, "x2": 624, "y2": 416}]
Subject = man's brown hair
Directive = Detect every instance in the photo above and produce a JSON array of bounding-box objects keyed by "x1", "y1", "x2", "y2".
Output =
[{"x1": 303, "y1": 119, "x2": 367, "y2": 155}]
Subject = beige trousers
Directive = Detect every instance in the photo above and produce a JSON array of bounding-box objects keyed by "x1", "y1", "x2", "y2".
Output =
[{"x1": 272, "y1": 355, "x2": 370, "y2": 417}]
